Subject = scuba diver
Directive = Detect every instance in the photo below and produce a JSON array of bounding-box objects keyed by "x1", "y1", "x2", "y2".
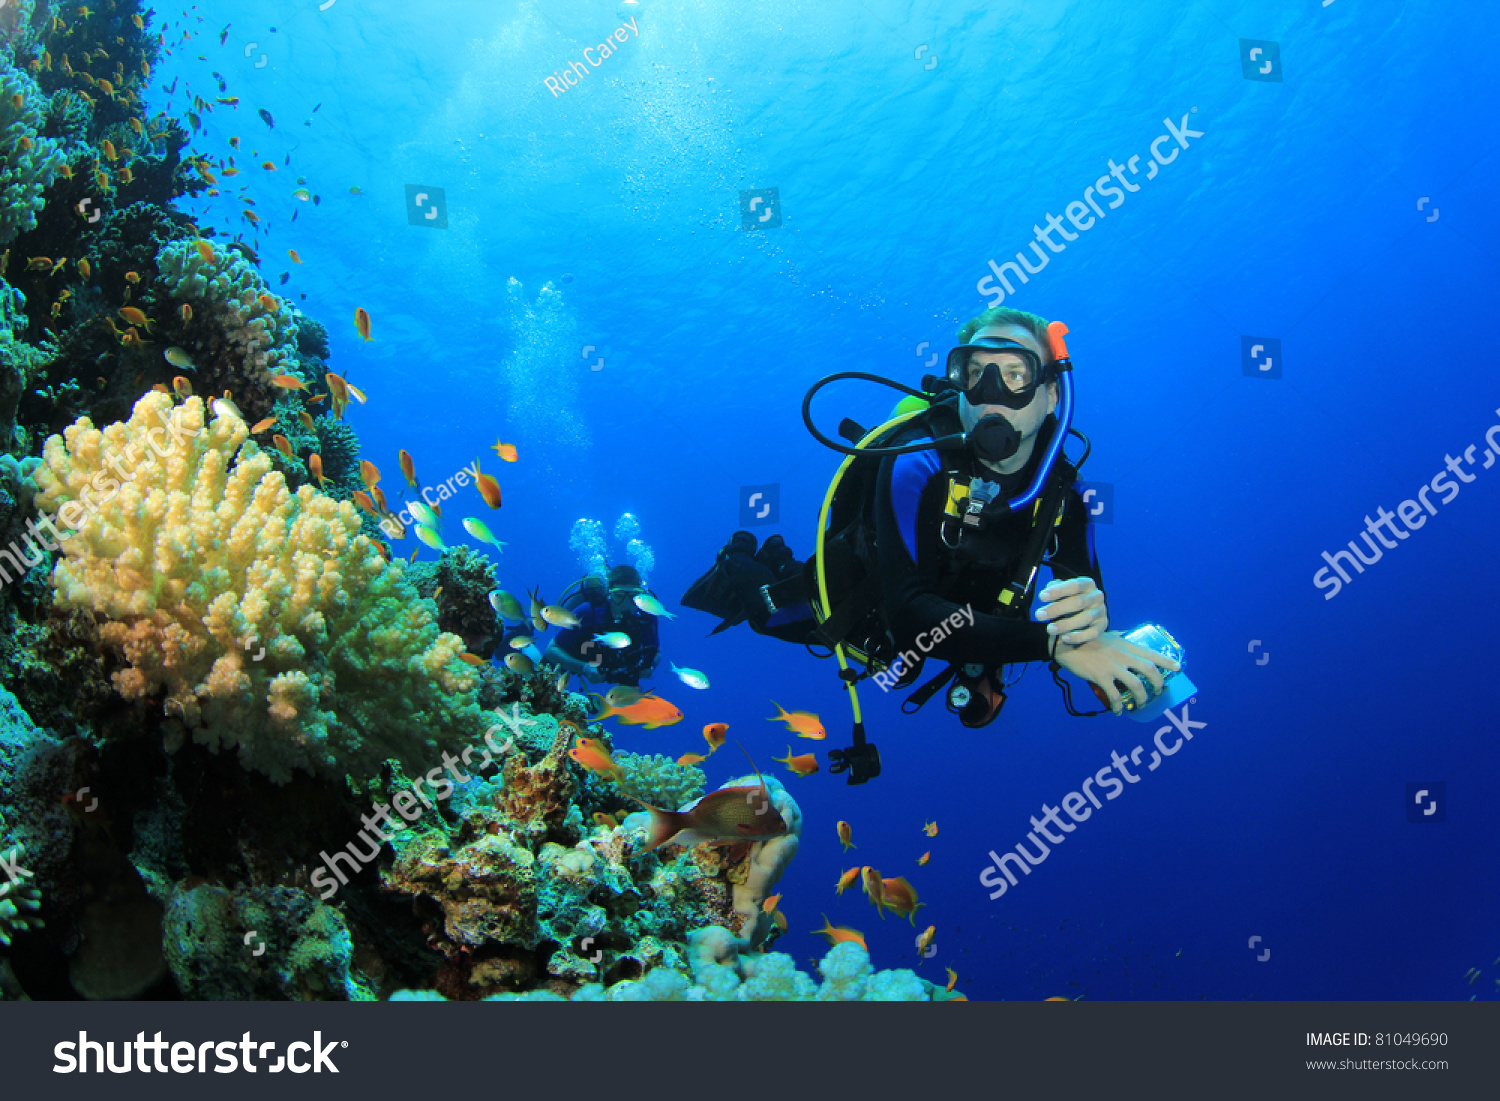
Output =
[
  {"x1": 540, "y1": 565, "x2": 662, "y2": 687},
  {"x1": 529, "y1": 515, "x2": 662, "y2": 686},
  {"x1": 682, "y1": 306, "x2": 1178, "y2": 782}
]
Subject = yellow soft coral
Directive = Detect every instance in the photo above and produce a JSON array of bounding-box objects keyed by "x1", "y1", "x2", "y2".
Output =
[{"x1": 32, "y1": 392, "x2": 492, "y2": 784}]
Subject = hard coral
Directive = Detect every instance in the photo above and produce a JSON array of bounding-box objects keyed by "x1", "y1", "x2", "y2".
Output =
[
  {"x1": 0, "y1": 56, "x2": 67, "y2": 246},
  {"x1": 30, "y1": 392, "x2": 491, "y2": 784},
  {"x1": 155, "y1": 238, "x2": 302, "y2": 423}
]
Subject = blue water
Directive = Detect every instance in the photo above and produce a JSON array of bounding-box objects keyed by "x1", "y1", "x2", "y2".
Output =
[{"x1": 157, "y1": 0, "x2": 1500, "y2": 999}]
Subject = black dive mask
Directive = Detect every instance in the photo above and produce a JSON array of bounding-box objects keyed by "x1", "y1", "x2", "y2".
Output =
[{"x1": 947, "y1": 336, "x2": 1052, "y2": 411}]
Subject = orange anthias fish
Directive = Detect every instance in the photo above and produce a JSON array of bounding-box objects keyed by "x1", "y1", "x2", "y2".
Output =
[
  {"x1": 923, "y1": 820, "x2": 938, "y2": 837},
  {"x1": 354, "y1": 306, "x2": 372, "y2": 342},
  {"x1": 837, "y1": 820, "x2": 855, "y2": 851},
  {"x1": 289, "y1": 248, "x2": 302, "y2": 264},
  {"x1": 813, "y1": 916, "x2": 867, "y2": 951},
  {"x1": 180, "y1": 303, "x2": 193, "y2": 322},
  {"x1": 325, "y1": 372, "x2": 350, "y2": 418},
  {"x1": 492, "y1": 439, "x2": 518, "y2": 462},
  {"x1": 352, "y1": 490, "x2": 377, "y2": 514},
  {"x1": 917, "y1": 851, "x2": 931, "y2": 866},
  {"x1": 308, "y1": 453, "x2": 326, "y2": 487},
  {"x1": 371, "y1": 485, "x2": 388, "y2": 512},
  {"x1": 702, "y1": 722, "x2": 729, "y2": 754},
  {"x1": 270, "y1": 374, "x2": 309, "y2": 391},
  {"x1": 916, "y1": 925, "x2": 936, "y2": 959},
  {"x1": 861, "y1": 866, "x2": 885, "y2": 915},
  {"x1": 458, "y1": 653, "x2": 486, "y2": 666},
  {"x1": 473, "y1": 459, "x2": 502, "y2": 509},
  {"x1": 835, "y1": 867, "x2": 861, "y2": 896},
  {"x1": 593, "y1": 812, "x2": 619, "y2": 829},
  {"x1": 594, "y1": 694, "x2": 684, "y2": 729},
  {"x1": 946, "y1": 968, "x2": 959, "y2": 993},
  {"x1": 762, "y1": 893, "x2": 782, "y2": 914},
  {"x1": 767, "y1": 701, "x2": 826, "y2": 740},
  {"x1": 272, "y1": 434, "x2": 293, "y2": 458},
  {"x1": 676, "y1": 752, "x2": 708, "y2": 767},
  {"x1": 569, "y1": 736, "x2": 624, "y2": 783},
  {"x1": 772, "y1": 746, "x2": 819, "y2": 777},
  {"x1": 398, "y1": 449, "x2": 418, "y2": 489},
  {"x1": 879, "y1": 877, "x2": 926, "y2": 925},
  {"x1": 172, "y1": 376, "x2": 192, "y2": 398},
  {"x1": 118, "y1": 306, "x2": 152, "y2": 330},
  {"x1": 196, "y1": 240, "x2": 214, "y2": 263},
  {"x1": 250, "y1": 416, "x2": 276, "y2": 433},
  {"x1": 632, "y1": 747, "x2": 787, "y2": 852},
  {"x1": 360, "y1": 459, "x2": 379, "y2": 489}
]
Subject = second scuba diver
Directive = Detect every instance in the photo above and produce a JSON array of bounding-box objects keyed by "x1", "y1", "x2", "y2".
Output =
[{"x1": 541, "y1": 565, "x2": 662, "y2": 687}]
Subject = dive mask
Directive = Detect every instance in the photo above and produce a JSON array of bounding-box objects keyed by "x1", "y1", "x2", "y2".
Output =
[{"x1": 946, "y1": 336, "x2": 1054, "y2": 411}]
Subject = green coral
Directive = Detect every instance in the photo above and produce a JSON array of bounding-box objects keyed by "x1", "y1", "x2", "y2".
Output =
[
  {"x1": 155, "y1": 237, "x2": 300, "y2": 377},
  {"x1": 0, "y1": 845, "x2": 42, "y2": 948},
  {"x1": 614, "y1": 751, "x2": 705, "y2": 810},
  {"x1": 0, "y1": 56, "x2": 66, "y2": 247},
  {"x1": 163, "y1": 883, "x2": 371, "y2": 1000}
]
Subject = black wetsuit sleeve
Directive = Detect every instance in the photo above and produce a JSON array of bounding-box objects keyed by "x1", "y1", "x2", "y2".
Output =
[{"x1": 875, "y1": 459, "x2": 1101, "y2": 667}]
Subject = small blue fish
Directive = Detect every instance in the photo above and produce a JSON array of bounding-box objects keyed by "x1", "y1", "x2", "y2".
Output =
[
  {"x1": 671, "y1": 662, "x2": 710, "y2": 690},
  {"x1": 594, "y1": 631, "x2": 631, "y2": 649},
  {"x1": 409, "y1": 500, "x2": 440, "y2": 529},
  {"x1": 415, "y1": 525, "x2": 447, "y2": 553},
  {"x1": 633, "y1": 592, "x2": 677, "y2": 619}
]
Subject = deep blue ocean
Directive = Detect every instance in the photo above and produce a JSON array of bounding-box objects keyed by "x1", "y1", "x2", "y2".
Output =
[{"x1": 156, "y1": 0, "x2": 1500, "y2": 1000}]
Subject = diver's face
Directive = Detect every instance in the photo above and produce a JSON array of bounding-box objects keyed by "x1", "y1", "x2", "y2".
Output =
[{"x1": 955, "y1": 325, "x2": 1058, "y2": 470}]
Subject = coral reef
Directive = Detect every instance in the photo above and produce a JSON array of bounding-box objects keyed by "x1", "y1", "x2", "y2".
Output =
[
  {"x1": 154, "y1": 238, "x2": 304, "y2": 425},
  {"x1": 0, "y1": 846, "x2": 42, "y2": 948},
  {"x1": 376, "y1": 741, "x2": 808, "y2": 998},
  {"x1": 0, "y1": 56, "x2": 66, "y2": 247},
  {"x1": 30, "y1": 392, "x2": 491, "y2": 783},
  {"x1": 164, "y1": 882, "x2": 371, "y2": 1000},
  {"x1": 404, "y1": 546, "x2": 500, "y2": 657},
  {"x1": 392, "y1": 939, "x2": 952, "y2": 1002},
  {"x1": 613, "y1": 751, "x2": 706, "y2": 815}
]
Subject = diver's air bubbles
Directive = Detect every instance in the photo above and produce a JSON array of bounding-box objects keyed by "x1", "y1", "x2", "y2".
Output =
[
  {"x1": 616, "y1": 0, "x2": 643, "y2": 21},
  {"x1": 626, "y1": 538, "x2": 654, "y2": 584},
  {"x1": 569, "y1": 518, "x2": 608, "y2": 578},
  {"x1": 614, "y1": 513, "x2": 642, "y2": 544}
]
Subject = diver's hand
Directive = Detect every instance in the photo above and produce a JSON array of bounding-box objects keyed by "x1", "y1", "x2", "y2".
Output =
[
  {"x1": 1035, "y1": 578, "x2": 1109, "y2": 646},
  {"x1": 1053, "y1": 631, "x2": 1179, "y2": 716}
]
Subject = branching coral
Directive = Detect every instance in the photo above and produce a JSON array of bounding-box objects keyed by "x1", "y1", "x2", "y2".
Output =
[
  {"x1": 613, "y1": 751, "x2": 705, "y2": 812},
  {"x1": 29, "y1": 391, "x2": 492, "y2": 783},
  {"x1": 0, "y1": 56, "x2": 66, "y2": 247},
  {"x1": 0, "y1": 845, "x2": 42, "y2": 948},
  {"x1": 154, "y1": 239, "x2": 303, "y2": 423}
]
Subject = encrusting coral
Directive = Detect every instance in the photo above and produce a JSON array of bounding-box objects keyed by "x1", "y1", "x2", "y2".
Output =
[{"x1": 29, "y1": 391, "x2": 491, "y2": 784}]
